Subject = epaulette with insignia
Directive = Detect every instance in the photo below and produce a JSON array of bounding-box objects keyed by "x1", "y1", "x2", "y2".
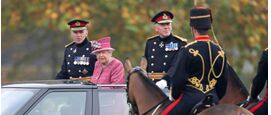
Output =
[
  {"x1": 173, "y1": 35, "x2": 187, "y2": 42},
  {"x1": 65, "y1": 42, "x2": 75, "y2": 48},
  {"x1": 185, "y1": 41, "x2": 197, "y2": 48},
  {"x1": 147, "y1": 35, "x2": 159, "y2": 40}
]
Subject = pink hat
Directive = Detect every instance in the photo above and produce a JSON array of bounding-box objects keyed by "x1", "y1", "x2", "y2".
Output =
[{"x1": 91, "y1": 37, "x2": 115, "y2": 54}]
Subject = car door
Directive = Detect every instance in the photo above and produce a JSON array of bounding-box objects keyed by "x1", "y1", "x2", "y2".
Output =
[
  {"x1": 93, "y1": 88, "x2": 129, "y2": 115},
  {"x1": 24, "y1": 88, "x2": 92, "y2": 115}
]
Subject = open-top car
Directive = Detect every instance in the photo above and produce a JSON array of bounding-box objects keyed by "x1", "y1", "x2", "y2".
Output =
[{"x1": 2, "y1": 80, "x2": 129, "y2": 115}]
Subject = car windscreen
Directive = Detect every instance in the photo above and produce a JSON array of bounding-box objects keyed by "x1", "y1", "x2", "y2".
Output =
[{"x1": 1, "y1": 88, "x2": 40, "y2": 115}]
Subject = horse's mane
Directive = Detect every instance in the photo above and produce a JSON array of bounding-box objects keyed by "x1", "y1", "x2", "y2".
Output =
[
  {"x1": 127, "y1": 67, "x2": 167, "y2": 98},
  {"x1": 228, "y1": 65, "x2": 249, "y2": 96}
]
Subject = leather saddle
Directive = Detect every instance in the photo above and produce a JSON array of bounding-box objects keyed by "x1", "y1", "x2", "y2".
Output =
[{"x1": 190, "y1": 94, "x2": 216, "y2": 115}]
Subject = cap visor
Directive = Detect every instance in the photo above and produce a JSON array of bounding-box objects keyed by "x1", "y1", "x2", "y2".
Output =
[
  {"x1": 70, "y1": 27, "x2": 87, "y2": 31},
  {"x1": 157, "y1": 20, "x2": 172, "y2": 24}
]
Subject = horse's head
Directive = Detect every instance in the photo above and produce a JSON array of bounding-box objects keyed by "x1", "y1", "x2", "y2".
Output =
[
  {"x1": 124, "y1": 57, "x2": 169, "y2": 115},
  {"x1": 124, "y1": 56, "x2": 147, "y2": 74},
  {"x1": 124, "y1": 57, "x2": 148, "y2": 99},
  {"x1": 125, "y1": 57, "x2": 149, "y2": 95},
  {"x1": 124, "y1": 57, "x2": 148, "y2": 114}
]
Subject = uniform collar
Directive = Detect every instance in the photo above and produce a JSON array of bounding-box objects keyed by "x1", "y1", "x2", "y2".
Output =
[
  {"x1": 76, "y1": 38, "x2": 88, "y2": 47},
  {"x1": 194, "y1": 35, "x2": 210, "y2": 41},
  {"x1": 159, "y1": 34, "x2": 172, "y2": 42}
]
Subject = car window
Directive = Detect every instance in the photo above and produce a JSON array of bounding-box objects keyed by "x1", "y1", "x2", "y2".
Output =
[
  {"x1": 28, "y1": 91, "x2": 87, "y2": 115},
  {"x1": 98, "y1": 90, "x2": 129, "y2": 115},
  {"x1": 2, "y1": 88, "x2": 39, "y2": 115}
]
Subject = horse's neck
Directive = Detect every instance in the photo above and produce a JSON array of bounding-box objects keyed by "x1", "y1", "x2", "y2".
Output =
[
  {"x1": 220, "y1": 66, "x2": 248, "y2": 104},
  {"x1": 132, "y1": 76, "x2": 167, "y2": 114},
  {"x1": 135, "y1": 90, "x2": 167, "y2": 114}
]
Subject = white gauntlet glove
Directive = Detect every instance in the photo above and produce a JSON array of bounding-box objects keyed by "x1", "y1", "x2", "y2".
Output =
[{"x1": 156, "y1": 79, "x2": 167, "y2": 89}]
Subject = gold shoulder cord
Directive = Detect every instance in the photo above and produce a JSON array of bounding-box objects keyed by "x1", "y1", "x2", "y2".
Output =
[
  {"x1": 174, "y1": 35, "x2": 188, "y2": 42},
  {"x1": 185, "y1": 41, "x2": 198, "y2": 48},
  {"x1": 206, "y1": 41, "x2": 225, "y2": 92},
  {"x1": 211, "y1": 25, "x2": 220, "y2": 45},
  {"x1": 211, "y1": 50, "x2": 225, "y2": 78},
  {"x1": 65, "y1": 42, "x2": 74, "y2": 48},
  {"x1": 187, "y1": 48, "x2": 205, "y2": 92},
  {"x1": 206, "y1": 24, "x2": 226, "y2": 92},
  {"x1": 187, "y1": 41, "x2": 225, "y2": 93},
  {"x1": 210, "y1": 25, "x2": 226, "y2": 78},
  {"x1": 207, "y1": 42, "x2": 225, "y2": 80},
  {"x1": 188, "y1": 48, "x2": 205, "y2": 81}
]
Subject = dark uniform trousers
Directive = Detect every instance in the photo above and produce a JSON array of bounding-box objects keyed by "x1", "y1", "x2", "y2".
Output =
[
  {"x1": 162, "y1": 38, "x2": 228, "y2": 115},
  {"x1": 56, "y1": 38, "x2": 97, "y2": 79},
  {"x1": 249, "y1": 96, "x2": 268, "y2": 115},
  {"x1": 248, "y1": 49, "x2": 268, "y2": 115},
  {"x1": 144, "y1": 34, "x2": 187, "y2": 84},
  {"x1": 162, "y1": 88, "x2": 220, "y2": 115}
]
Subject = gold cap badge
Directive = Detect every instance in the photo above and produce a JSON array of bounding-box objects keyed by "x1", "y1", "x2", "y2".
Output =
[
  {"x1": 162, "y1": 13, "x2": 167, "y2": 20},
  {"x1": 75, "y1": 21, "x2": 81, "y2": 26}
]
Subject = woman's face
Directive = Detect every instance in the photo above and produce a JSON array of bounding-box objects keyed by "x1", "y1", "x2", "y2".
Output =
[{"x1": 95, "y1": 50, "x2": 112, "y2": 65}]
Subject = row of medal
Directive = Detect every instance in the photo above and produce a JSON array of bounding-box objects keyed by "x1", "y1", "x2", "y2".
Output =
[
  {"x1": 73, "y1": 56, "x2": 90, "y2": 65},
  {"x1": 165, "y1": 42, "x2": 178, "y2": 51}
]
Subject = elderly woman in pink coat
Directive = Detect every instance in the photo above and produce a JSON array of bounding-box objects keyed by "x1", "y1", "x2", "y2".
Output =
[{"x1": 90, "y1": 37, "x2": 125, "y2": 87}]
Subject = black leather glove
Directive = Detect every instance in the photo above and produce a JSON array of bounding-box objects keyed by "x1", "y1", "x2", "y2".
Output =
[
  {"x1": 240, "y1": 96, "x2": 260, "y2": 107},
  {"x1": 247, "y1": 96, "x2": 260, "y2": 103}
]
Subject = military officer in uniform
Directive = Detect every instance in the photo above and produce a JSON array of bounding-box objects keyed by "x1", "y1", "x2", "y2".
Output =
[
  {"x1": 246, "y1": 48, "x2": 268, "y2": 115},
  {"x1": 56, "y1": 19, "x2": 97, "y2": 79},
  {"x1": 161, "y1": 7, "x2": 228, "y2": 115},
  {"x1": 144, "y1": 10, "x2": 187, "y2": 89}
]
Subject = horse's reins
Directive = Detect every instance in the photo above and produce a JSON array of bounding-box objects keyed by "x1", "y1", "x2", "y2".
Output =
[{"x1": 126, "y1": 67, "x2": 169, "y2": 115}]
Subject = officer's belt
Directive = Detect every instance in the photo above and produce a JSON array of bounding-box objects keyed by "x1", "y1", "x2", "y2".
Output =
[
  {"x1": 69, "y1": 76, "x2": 91, "y2": 81},
  {"x1": 147, "y1": 73, "x2": 165, "y2": 80}
]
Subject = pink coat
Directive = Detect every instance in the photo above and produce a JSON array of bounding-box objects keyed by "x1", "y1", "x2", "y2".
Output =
[{"x1": 91, "y1": 58, "x2": 125, "y2": 85}]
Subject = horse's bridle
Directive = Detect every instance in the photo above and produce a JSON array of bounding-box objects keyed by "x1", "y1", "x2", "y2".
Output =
[{"x1": 126, "y1": 66, "x2": 168, "y2": 115}]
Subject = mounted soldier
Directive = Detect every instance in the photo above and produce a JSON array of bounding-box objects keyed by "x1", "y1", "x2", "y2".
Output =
[
  {"x1": 161, "y1": 7, "x2": 229, "y2": 115},
  {"x1": 245, "y1": 48, "x2": 268, "y2": 115},
  {"x1": 144, "y1": 10, "x2": 187, "y2": 89}
]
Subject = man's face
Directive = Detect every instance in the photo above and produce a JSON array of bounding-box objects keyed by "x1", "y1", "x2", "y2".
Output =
[
  {"x1": 70, "y1": 29, "x2": 88, "y2": 44},
  {"x1": 155, "y1": 23, "x2": 172, "y2": 38},
  {"x1": 95, "y1": 50, "x2": 112, "y2": 65}
]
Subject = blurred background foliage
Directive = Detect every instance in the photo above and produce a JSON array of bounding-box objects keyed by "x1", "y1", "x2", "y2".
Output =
[{"x1": 1, "y1": 0, "x2": 267, "y2": 90}]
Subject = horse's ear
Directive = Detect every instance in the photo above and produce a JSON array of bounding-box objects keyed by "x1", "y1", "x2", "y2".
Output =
[
  {"x1": 124, "y1": 57, "x2": 133, "y2": 72},
  {"x1": 140, "y1": 56, "x2": 147, "y2": 71}
]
